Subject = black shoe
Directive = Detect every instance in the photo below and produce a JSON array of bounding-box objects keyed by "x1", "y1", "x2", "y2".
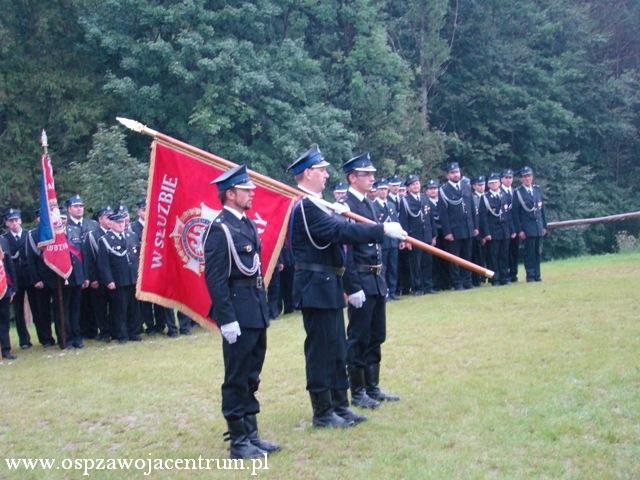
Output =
[
  {"x1": 2, "y1": 353, "x2": 17, "y2": 360},
  {"x1": 309, "y1": 391, "x2": 353, "y2": 428},
  {"x1": 244, "y1": 414, "x2": 281, "y2": 453},
  {"x1": 145, "y1": 329, "x2": 157, "y2": 336},
  {"x1": 454, "y1": 285, "x2": 464, "y2": 291},
  {"x1": 534, "y1": 277, "x2": 542, "y2": 282},
  {"x1": 180, "y1": 329, "x2": 191, "y2": 335},
  {"x1": 224, "y1": 418, "x2": 266, "y2": 459},
  {"x1": 332, "y1": 390, "x2": 367, "y2": 424},
  {"x1": 412, "y1": 290, "x2": 424, "y2": 296},
  {"x1": 129, "y1": 335, "x2": 142, "y2": 342},
  {"x1": 425, "y1": 289, "x2": 437, "y2": 294},
  {"x1": 20, "y1": 343, "x2": 32, "y2": 350},
  {"x1": 365, "y1": 364, "x2": 400, "y2": 402},
  {"x1": 167, "y1": 331, "x2": 179, "y2": 338},
  {"x1": 348, "y1": 367, "x2": 380, "y2": 409},
  {"x1": 42, "y1": 340, "x2": 56, "y2": 348},
  {"x1": 73, "y1": 341, "x2": 85, "y2": 349},
  {"x1": 118, "y1": 339, "x2": 128, "y2": 344}
]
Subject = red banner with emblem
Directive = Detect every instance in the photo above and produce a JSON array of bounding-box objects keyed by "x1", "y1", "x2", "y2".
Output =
[
  {"x1": 0, "y1": 245, "x2": 7, "y2": 298},
  {"x1": 137, "y1": 141, "x2": 295, "y2": 329}
]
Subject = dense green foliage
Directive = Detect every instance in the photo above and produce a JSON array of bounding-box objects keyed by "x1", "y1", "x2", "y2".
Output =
[{"x1": 1, "y1": 0, "x2": 639, "y2": 255}]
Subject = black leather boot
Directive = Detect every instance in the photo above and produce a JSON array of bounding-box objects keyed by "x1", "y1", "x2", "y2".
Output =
[
  {"x1": 332, "y1": 389, "x2": 367, "y2": 424},
  {"x1": 224, "y1": 418, "x2": 266, "y2": 459},
  {"x1": 348, "y1": 366, "x2": 380, "y2": 409},
  {"x1": 310, "y1": 391, "x2": 353, "y2": 428},
  {"x1": 365, "y1": 364, "x2": 400, "y2": 401},
  {"x1": 244, "y1": 414, "x2": 281, "y2": 453}
]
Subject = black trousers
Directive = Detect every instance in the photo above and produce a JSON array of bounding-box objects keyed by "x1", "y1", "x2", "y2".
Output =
[
  {"x1": 11, "y1": 288, "x2": 31, "y2": 346},
  {"x1": 486, "y1": 238, "x2": 509, "y2": 285},
  {"x1": 523, "y1": 236, "x2": 542, "y2": 280},
  {"x1": 80, "y1": 289, "x2": 97, "y2": 338},
  {"x1": 63, "y1": 286, "x2": 83, "y2": 345},
  {"x1": 302, "y1": 307, "x2": 349, "y2": 393},
  {"x1": 177, "y1": 311, "x2": 192, "y2": 333},
  {"x1": 0, "y1": 297, "x2": 12, "y2": 356},
  {"x1": 397, "y1": 249, "x2": 411, "y2": 294},
  {"x1": 267, "y1": 267, "x2": 281, "y2": 319},
  {"x1": 90, "y1": 285, "x2": 111, "y2": 338},
  {"x1": 108, "y1": 285, "x2": 140, "y2": 341},
  {"x1": 382, "y1": 247, "x2": 398, "y2": 296},
  {"x1": 471, "y1": 238, "x2": 487, "y2": 286},
  {"x1": 509, "y1": 237, "x2": 520, "y2": 281},
  {"x1": 27, "y1": 287, "x2": 55, "y2": 345},
  {"x1": 221, "y1": 327, "x2": 267, "y2": 420},
  {"x1": 433, "y1": 234, "x2": 450, "y2": 290},
  {"x1": 408, "y1": 247, "x2": 423, "y2": 293},
  {"x1": 421, "y1": 251, "x2": 434, "y2": 291},
  {"x1": 346, "y1": 294, "x2": 386, "y2": 368},
  {"x1": 445, "y1": 237, "x2": 472, "y2": 288},
  {"x1": 280, "y1": 265, "x2": 294, "y2": 314},
  {"x1": 139, "y1": 301, "x2": 173, "y2": 332}
]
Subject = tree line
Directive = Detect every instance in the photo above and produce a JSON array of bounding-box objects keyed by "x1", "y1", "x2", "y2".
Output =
[{"x1": 2, "y1": 0, "x2": 639, "y2": 257}]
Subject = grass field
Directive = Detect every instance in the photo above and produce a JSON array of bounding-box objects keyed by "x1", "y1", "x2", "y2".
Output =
[{"x1": 1, "y1": 253, "x2": 639, "y2": 479}]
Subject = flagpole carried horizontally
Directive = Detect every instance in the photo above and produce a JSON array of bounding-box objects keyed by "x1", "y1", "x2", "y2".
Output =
[{"x1": 117, "y1": 117, "x2": 494, "y2": 279}]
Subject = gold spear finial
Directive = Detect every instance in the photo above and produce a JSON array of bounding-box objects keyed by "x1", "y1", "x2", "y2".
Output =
[{"x1": 116, "y1": 117, "x2": 159, "y2": 137}]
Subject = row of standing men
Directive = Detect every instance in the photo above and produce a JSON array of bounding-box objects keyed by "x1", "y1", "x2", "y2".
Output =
[{"x1": 0, "y1": 198, "x2": 196, "y2": 360}]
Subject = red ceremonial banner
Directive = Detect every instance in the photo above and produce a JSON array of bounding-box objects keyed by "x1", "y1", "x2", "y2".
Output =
[
  {"x1": 37, "y1": 153, "x2": 72, "y2": 279},
  {"x1": 137, "y1": 141, "x2": 295, "y2": 329},
  {"x1": 0, "y1": 245, "x2": 7, "y2": 298}
]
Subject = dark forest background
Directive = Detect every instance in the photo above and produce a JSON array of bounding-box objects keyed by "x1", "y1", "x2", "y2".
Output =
[{"x1": 2, "y1": 0, "x2": 639, "y2": 257}]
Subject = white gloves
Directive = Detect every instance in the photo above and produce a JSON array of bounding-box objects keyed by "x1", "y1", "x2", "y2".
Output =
[
  {"x1": 220, "y1": 321, "x2": 241, "y2": 344},
  {"x1": 348, "y1": 290, "x2": 366, "y2": 309},
  {"x1": 331, "y1": 202, "x2": 350, "y2": 215},
  {"x1": 383, "y1": 222, "x2": 407, "y2": 240}
]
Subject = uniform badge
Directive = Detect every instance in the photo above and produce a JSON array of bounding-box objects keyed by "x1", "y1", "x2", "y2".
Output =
[
  {"x1": 171, "y1": 203, "x2": 219, "y2": 275},
  {"x1": 244, "y1": 244, "x2": 252, "y2": 253}
]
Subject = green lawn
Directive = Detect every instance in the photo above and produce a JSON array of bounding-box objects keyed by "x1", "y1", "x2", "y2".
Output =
[{"x1": 2, "y1": 253, "x2": 639, "y2": 479}]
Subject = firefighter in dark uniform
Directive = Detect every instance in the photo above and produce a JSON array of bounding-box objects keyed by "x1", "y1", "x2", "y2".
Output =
[
  {"x1": 65, "y1": 195, "x2": 99, "y2": 339},
  {"x1": 513, "y1": 166, "x2": 547, "y2": 282},
  {"x1": 400, "y1": 175, "x2": 437, "y2": 295},
  {"x1": 97, "y1": 211, "x2": 142, "y2": 343},
  {"x1": 425, "y1": 179, "x2": 449, "y2": 291},
  {"x1": 204, "y1": 164, "x2": 279, "y2": 459},
  {"x1": 438, "y1": 162, "x2": 478, "y2": 290},
  {"x1": 479, "y1": 173, "x2": 512, "y2": 285},
  {"x1": 64, "y1": 216, "x2": 90, "y2": 348},
  {"x1": 3, "y1": 208, "x2": 32, "y2": 349},
  {"x1": 343, "y1": 155, "x2": 401, "y2": 412},
  {"x1": 500, "y1": 169, "x2": 519, "y2": 282},
  {"x1": 387, "y1": 175, "x2": 404, "y2": 297},
  {"x1": 132, "y1": 200, "x2": 176, "y2": 335},
  {"x1": 333, "y1": 181, "x2": 348, "y2": 202},
  {"x1": 25, "y1": 213, "x2": 64, "y2": 347},
  {"x1": 24, "y1": 211, "x2": 56, "y2": 347},
  {"x1": 288, "y1": 145, "x2": 406, "y2": 428},
  {"x1": 0, "y1": 235, "x2": 18, "y2": 359},
  {"x1": 373, "y1": 178, "x2": 400, "y2": 301},
  {"x1": 85, "y1": 206, "x2": 113, "y2": 341},
  {"x1": 470, "y1": 177, "x2": 487, "y2": 286}
]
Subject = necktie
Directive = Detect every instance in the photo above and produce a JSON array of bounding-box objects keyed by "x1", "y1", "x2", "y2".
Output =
[{"x1": 15, "y1": 235, "x2": 20, "y2": 242}]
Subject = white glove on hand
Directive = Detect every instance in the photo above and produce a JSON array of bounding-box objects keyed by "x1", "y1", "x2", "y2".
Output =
[
  {"x1": 331, "y1": 202, "x2": 350, "y2": 215},
  {"x1": 383, "y1": 222, "x2": 408, "y2": 240},
  {"x1": 348, "y1": 290, "x2": 366, "y2": 309},
  {"x1": 220, "y1": 321, "x2": 241, "y2": 344}
]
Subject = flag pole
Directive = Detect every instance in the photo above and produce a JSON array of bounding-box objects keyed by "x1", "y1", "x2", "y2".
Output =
[
  {"x1": 41, "y1": 130, "x2": 67, "y2": 349},
  {"x1": 116, "y1": 117, "x2": 494, "y2": 279}
]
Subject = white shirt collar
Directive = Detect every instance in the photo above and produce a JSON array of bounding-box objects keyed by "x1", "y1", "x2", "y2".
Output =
[
  {"x1": 13, "y1": 228, "x2": 23, "y2": 238},
  {"x1": 490, "y1": 188, "x2": 501, "y2": 196},
  {"x1": 389, "y1": 193, "x2": 398, "y2": 201},
  {"x1": 137, "y1": 218, "x2": 145, "y2": 227},
  {"x1": 429, "y1": 196, "x2": 438, "y2": 204},
  {"x1": 449, "y1": 180, "x2": 460, "y2": 189},
  {"x1": 100, "y1": 226, "x2": 109, "y2": 234},
  {"x1": 501, "y1": 185, "x2": 511, "y2": 193},
  {"x1": 297, "y1": 184, "x2": 322, "y2": 198},
  {"x1": 348, "y1": 186, "x2": 366, "y2": 202},
  {"x1": 223, "y1": 205, "x2": 246, "y2": 221},
  {"x1": 375, "y1": 197, "x2": 385, "y2": 206},
  {"x1": 71, "y1": 216, "x2": 83, "y2": 225}
]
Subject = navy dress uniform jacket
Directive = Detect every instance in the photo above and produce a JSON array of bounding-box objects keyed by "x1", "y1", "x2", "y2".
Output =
[
  {"x1": 97, "y1": 231, "x2": 139, "y2": 287},
  {"x1": 373, "y1": 198, "x2": 399, "y2": 250},
  {"x1": 2, "y1": 231, "x2": 29, "y2": 288},
  {"x1": 84, "y1": 228, "x2": 109, "y2": 282},
  {"x1": 512, "y1": 185, "x2": 547, "y2": 237},
  {"x1": 479, "y1": 192, "x2": 512, "y2": 240},
  {"x1": 343, "y1": 192, "x2": 387, "y2": 297},
  {"x1": 291, "y1": 197, "x2": 385, "y2": 310},
  {"x1": 65, "y1": 223, "x2": 88, "y2": 287},
  {"x1": 204, "y1": 210, "x2": 269, "y2": 329},
  {"x1": 399, "y1": 193, "x2": 436, "y2": 243},
  {"x1": 438, "y1": 183, "x2": 476, "y2": 239},
  {"x1": 1, "y1": 237, "x2": 17, "y2": 300}
]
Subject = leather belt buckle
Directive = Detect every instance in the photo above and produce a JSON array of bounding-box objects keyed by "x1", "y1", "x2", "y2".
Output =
[
  {"x1": 337, "y1": 267, "x2": 346, "y2": 277},
  {"x1": 372, "y1": 265, "x2": 382, "y2": 276}
]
